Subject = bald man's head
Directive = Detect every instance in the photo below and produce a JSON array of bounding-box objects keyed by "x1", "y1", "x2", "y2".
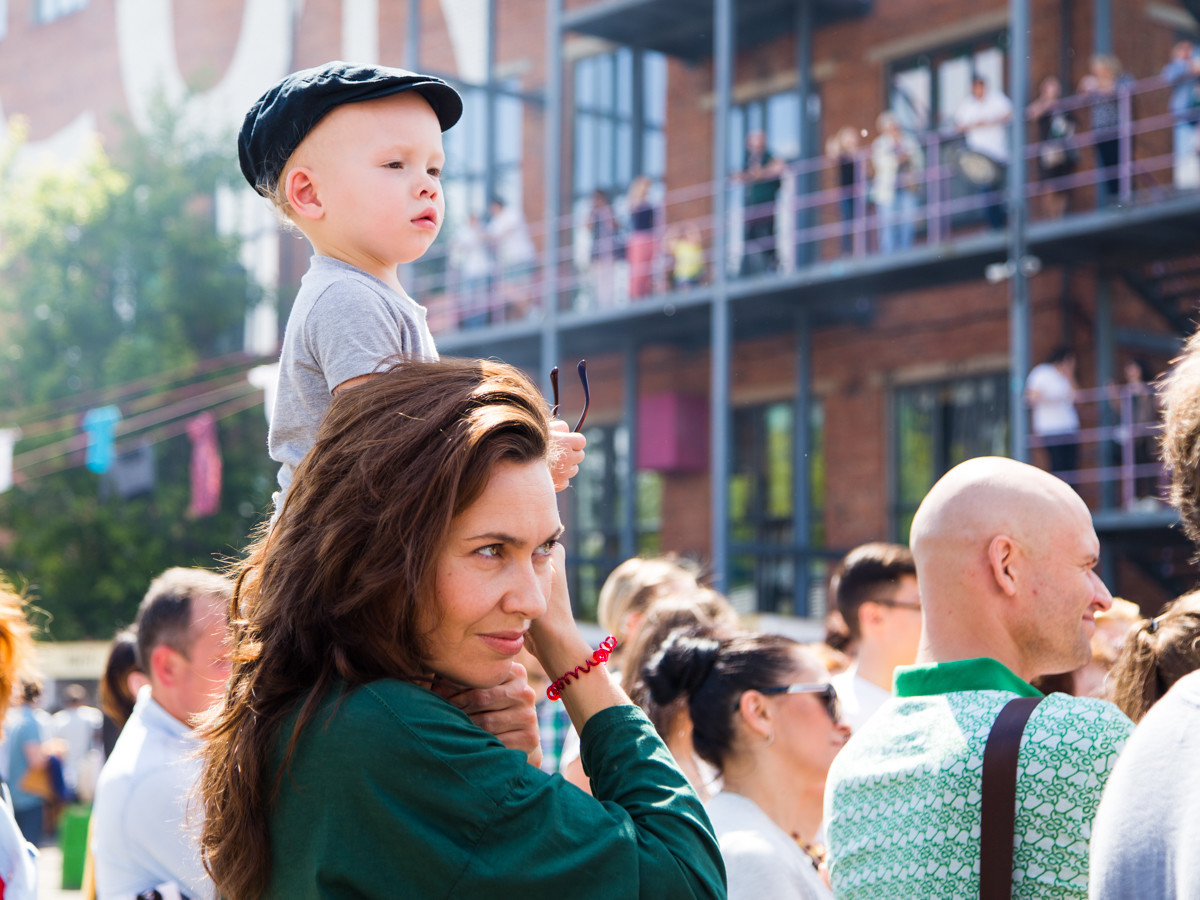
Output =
[
  {"x1": 909, "y1": 457, "x2": 1111, "y2": 680},
  {"x1": 911, "y1": 457, "x2": 1089, "y2": 567}
]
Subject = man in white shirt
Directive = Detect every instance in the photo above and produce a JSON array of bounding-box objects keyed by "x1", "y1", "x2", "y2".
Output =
[
  {"x1": 1025, "y1": 345, "x2": 1080, "y2": 477},
  {"x1": 954, "y1": 75, "x2": 1014, "y2": 229},
  {"x1": 828, "y1": 542, "x2": 921, "y2": 732},
  {"x1": 91, "y1": 568, "x2": 233, "y2": 900},
  {"x1": 50, "y1": 684, "x2": 103, "y2": 801}
]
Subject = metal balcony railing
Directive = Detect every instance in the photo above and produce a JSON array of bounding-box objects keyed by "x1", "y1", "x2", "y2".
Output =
[
  {"x1": 412, "y1": 72, "x2": 1194, "y2": 335},
  {"x1": 1028, "y1": 380, "x2": 1167, "y2": 515}
]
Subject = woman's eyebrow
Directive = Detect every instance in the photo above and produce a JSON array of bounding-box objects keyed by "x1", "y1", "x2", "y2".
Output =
[{"x1": 464, "y1": 525, "x2": 565, "y2": 547}]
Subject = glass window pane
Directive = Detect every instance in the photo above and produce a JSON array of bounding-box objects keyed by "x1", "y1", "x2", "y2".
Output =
[
  {"x1": 974, "y1": 47, "x2": 1004, "y2": 95},
  {"x1": 892, "y1": 64, "x2": 932, "y2": 133},
  {"x1": 617, "y1": 122, "x2": 632, "y2": 183},
  {"x1": 576, "y1": 58, "x2": 596, "y2": 108},
  {"x1": 938, "y1": 55, "x2": 972, "y2": 127},
  {"x1": 767, "y1": 94, "x2": 801, "y2": 160},
  {"x1": 644, "y1": 131, "x2": 666, "y2": 181},
  {"x1": 730, "y1": 107, "x2": 745, "y2": 173},
  {"x1": 644, "y1": 53, "x2": 667, "y2": 125},
  {"x1": 618, "y1": 50, "x2": 633, "y2": 114},
  {"x1": 598, "y1": 53, "x2": 615, "y2": 109},
  {"x1": 576, "y1": 116, "x2": 596, "y2": 195},
  {"x1": 497, "y1": 94, "x2": 523, "y2": 166}
]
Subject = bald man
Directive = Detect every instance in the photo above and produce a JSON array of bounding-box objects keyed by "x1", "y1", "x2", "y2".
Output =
[{"x1": 824, "y1": 457, "x2": 1133, "y2": 900}]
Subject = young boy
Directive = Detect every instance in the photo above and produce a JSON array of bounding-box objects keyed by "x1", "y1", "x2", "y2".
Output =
[{"x1": 238, "y1": 61, "x2": 585, "y2": 509}]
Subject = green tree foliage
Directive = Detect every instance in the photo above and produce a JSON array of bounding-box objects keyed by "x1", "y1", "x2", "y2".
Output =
[{"x1": 0, "y1": 109, "x2": 276, "y2": 640}]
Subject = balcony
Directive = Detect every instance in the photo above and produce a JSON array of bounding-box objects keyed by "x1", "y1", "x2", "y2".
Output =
[
  {"x1": 421, "y1": 72, "x2": 1200, "y2": 359},
  {"x1": 562, "y1": 0, "x2": 871, "y2": 62}
]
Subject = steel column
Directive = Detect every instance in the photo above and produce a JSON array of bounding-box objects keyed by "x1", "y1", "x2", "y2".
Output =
[
  {"x1": 710, "y1": 0, "x2": 734, "y2": 593},
  {"x1": 1008, "y1": 0, "x2": 1032, "y2": 462},
  {"x1": 541, "y1": 0, "x2": 563, "y2": 387},
  {"x1": 792, "y1": 307, "x2": 812, "y2": 617}
]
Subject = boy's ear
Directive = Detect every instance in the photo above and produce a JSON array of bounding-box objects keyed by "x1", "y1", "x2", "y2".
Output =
[{"x1": 285, "y1": 166, "x2": 324, "y2": 221}]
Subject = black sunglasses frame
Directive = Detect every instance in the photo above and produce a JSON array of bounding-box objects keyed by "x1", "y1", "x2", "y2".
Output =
[{"x1": 550, "y1": 360, "x2": 590, "y2": 432}]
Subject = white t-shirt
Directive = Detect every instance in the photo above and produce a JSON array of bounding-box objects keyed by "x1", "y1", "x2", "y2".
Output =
[
  {"x1": 830, "y1": 665, "x2": 892, "y2": 734},
  {"x1": 1026, "y1": 362, "x2": 1080, "y2": 436},
  {"x1": 487, "y1": 206, "x2": 536, "y2": 269},
  {"x1": 954, "y1": 90, "x2": 1014, "y2": 164},
  {"x1": 706, "y1": 791, "x2": 832, "y2": 900}
]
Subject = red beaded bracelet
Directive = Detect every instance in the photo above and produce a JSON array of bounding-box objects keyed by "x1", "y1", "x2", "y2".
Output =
[{"x1": 547, "y1": 636, "x2": 618, "y2": 701}]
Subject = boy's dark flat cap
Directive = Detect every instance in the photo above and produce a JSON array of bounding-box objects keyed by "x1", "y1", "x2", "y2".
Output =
[{"x1": 239, "y1": 60, "x2": 462, "y2": 195}]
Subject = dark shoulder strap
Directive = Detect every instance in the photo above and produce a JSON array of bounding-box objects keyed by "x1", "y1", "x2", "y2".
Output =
[{"x1": 979, "y1": 696, "x2": 1044, "y2": 900}]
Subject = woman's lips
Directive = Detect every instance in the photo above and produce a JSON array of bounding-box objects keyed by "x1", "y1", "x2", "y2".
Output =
[{"x1": 479, "y1": 632, "x2": 526, "y2": 655}]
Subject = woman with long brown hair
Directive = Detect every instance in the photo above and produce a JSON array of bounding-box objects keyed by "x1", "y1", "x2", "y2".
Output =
[{"x1": 198, "y1": 358, "x2": 723, "y2": 900}]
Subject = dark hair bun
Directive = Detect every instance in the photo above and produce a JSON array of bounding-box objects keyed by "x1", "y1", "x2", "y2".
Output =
[{"x1": 642, "y1": 630, "x2": 720, "y2": 706}]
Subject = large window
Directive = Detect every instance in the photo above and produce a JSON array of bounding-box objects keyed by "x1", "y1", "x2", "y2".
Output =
[
  {"x1": 728, "y1": 399, "x2": 826, "y2": 617},
  {"x1": 567, "y1": 422, "x2": 663, "y2": 620},
  {"x1": 572, "y1": 47, "x2": 667, "y2": 202},
  {"x1": 892, "y1": 371, "x2": 1010, "y2": 540},
  {"x1": 422, "y1": 80, "x2": 526, "y2": 297},
  {"x1": 889, "y1": 33, "x2": 1008, "y2": 134},
  {"x1": 441, "y1": 80, "x2": 525, "y2": 223},
  {"x1": 727, "y1": 92, "x2": 806, "y2": 272},
  {"x1": 728, "y1": 93, "x2": 803, "y2": 171}
]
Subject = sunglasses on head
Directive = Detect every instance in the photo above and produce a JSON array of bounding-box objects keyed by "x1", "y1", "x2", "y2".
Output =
[{"x1": 746, "y1": 682, "x2": 841, "y2": 723}]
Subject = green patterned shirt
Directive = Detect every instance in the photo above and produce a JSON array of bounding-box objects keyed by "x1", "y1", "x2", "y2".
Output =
[{"x1": 823, "y1": 658, "x2": 1133, "y2": 899}]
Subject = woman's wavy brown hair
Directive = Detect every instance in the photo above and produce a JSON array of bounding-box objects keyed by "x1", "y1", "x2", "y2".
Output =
[
  {"x1": 1108, "y1": 590, "x2": 1200, "y2": 722},
  {"x1": 198, "y1": 357, "x2": 551, "y2": 900}
]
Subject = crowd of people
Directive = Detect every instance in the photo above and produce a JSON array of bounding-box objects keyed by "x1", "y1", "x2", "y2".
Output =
[
  {"x1": 445, "y1": 41, "x2": 1200, "y2": 324},
  {"x1": 4, "y1": 58, "x2": 1200, "y2": 899}
]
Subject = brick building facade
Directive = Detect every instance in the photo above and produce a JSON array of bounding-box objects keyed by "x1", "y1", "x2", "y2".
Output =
[{"x1": 2, "y1": 0, "x2": 1197, "y2": 619}]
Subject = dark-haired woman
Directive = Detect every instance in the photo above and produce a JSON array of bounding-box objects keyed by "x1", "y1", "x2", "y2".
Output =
[
  {"x1": 644, "y1": 631, "x2": 848, "y2": 900},
  {"x1": 199, "y1": 358, "x2": 723, "y2": 900}
]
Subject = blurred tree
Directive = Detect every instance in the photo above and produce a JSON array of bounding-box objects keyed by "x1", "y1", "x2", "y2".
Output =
[{"x1": 0, "y1": 106, "x2": 275, "y2": 640}]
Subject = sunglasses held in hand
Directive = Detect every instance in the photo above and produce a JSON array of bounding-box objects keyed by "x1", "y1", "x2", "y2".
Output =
[{"x1": 550, "y1": 360, "x2": 590, "y2": 432}]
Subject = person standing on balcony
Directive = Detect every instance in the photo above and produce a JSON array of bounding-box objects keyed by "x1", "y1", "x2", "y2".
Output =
[
  {"x1": 1161, "y1": 40, "x2": 1200, "y2": 189},
  {"x1": 1025, "y1": 345, "x2": 1081, "y2": 478},
  {"x1": 1027, "y1": 75, "x2": 1078, "y2": 219},
  {"x1": 448, "y1": 212, "x2": 492, "y2": 328},
  {"x1": 1078, "y1": 55, "x2": 1131, "y2": 207},
  {"x1": 953, "y1": 75, "x2": 1013, "y2": 229},
  {"x1": 825, "y1": 126, "x2": 861, "y2": 254},
  {"x1": 870, "y1": 112, "x2": 923, "y2": 254},
  {"x1": 586, "y1": 188, "x2": 622, "y2": 308},
  {"x1": 737, "y1": 130, "x2": 786, "y2": 275},
  {"x1": 625, "y1": 175, "x2": 657, "y2": 299},
  {"x1": 487, "y1": 195, "x2": 538, "y2": 319}
]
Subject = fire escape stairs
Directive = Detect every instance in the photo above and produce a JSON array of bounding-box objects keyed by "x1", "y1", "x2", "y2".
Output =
[{"x1": 1118, "y1": 259, "x2": 1200, "y2": 337}]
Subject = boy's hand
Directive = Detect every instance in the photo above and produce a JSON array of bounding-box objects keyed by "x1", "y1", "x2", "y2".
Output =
[
  {"x1": 549, "y1": 420, "x2": 586, "y2": 492},
  {"x1": 432, "y1": 663, "x2": 543, "y2": 768}
]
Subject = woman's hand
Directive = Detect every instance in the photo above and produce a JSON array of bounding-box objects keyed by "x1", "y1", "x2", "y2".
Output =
[
  {"x1": 432, "y1": 664, "x2": 542, "y2": 768},
  {"x1": 549, "y1": 421, "x2": 586, "y2": 492}
]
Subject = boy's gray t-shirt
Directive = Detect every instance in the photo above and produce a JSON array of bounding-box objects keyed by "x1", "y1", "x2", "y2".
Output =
[{"x1": 270, "y1": 255, "x2": 438, "y2": 498}]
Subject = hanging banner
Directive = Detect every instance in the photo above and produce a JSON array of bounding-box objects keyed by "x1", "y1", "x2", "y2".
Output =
[
  {"x1": 187, "y1": 412, "x2": 222, "y2": 517},
  {"x1": 0, "y1": 428, "x2": 21, "y2": 493},
  {"x1": 81, "y1": 406, "x2": 122, "y2": 474}
]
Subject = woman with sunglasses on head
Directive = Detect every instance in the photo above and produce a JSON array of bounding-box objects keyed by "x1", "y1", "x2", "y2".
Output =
[
  {"x1": 644, "y1": 631, "x2": 849, "y2": 900},
  {"x1": 198, "y1": 358, "x2": 723, "y2": 900}
]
